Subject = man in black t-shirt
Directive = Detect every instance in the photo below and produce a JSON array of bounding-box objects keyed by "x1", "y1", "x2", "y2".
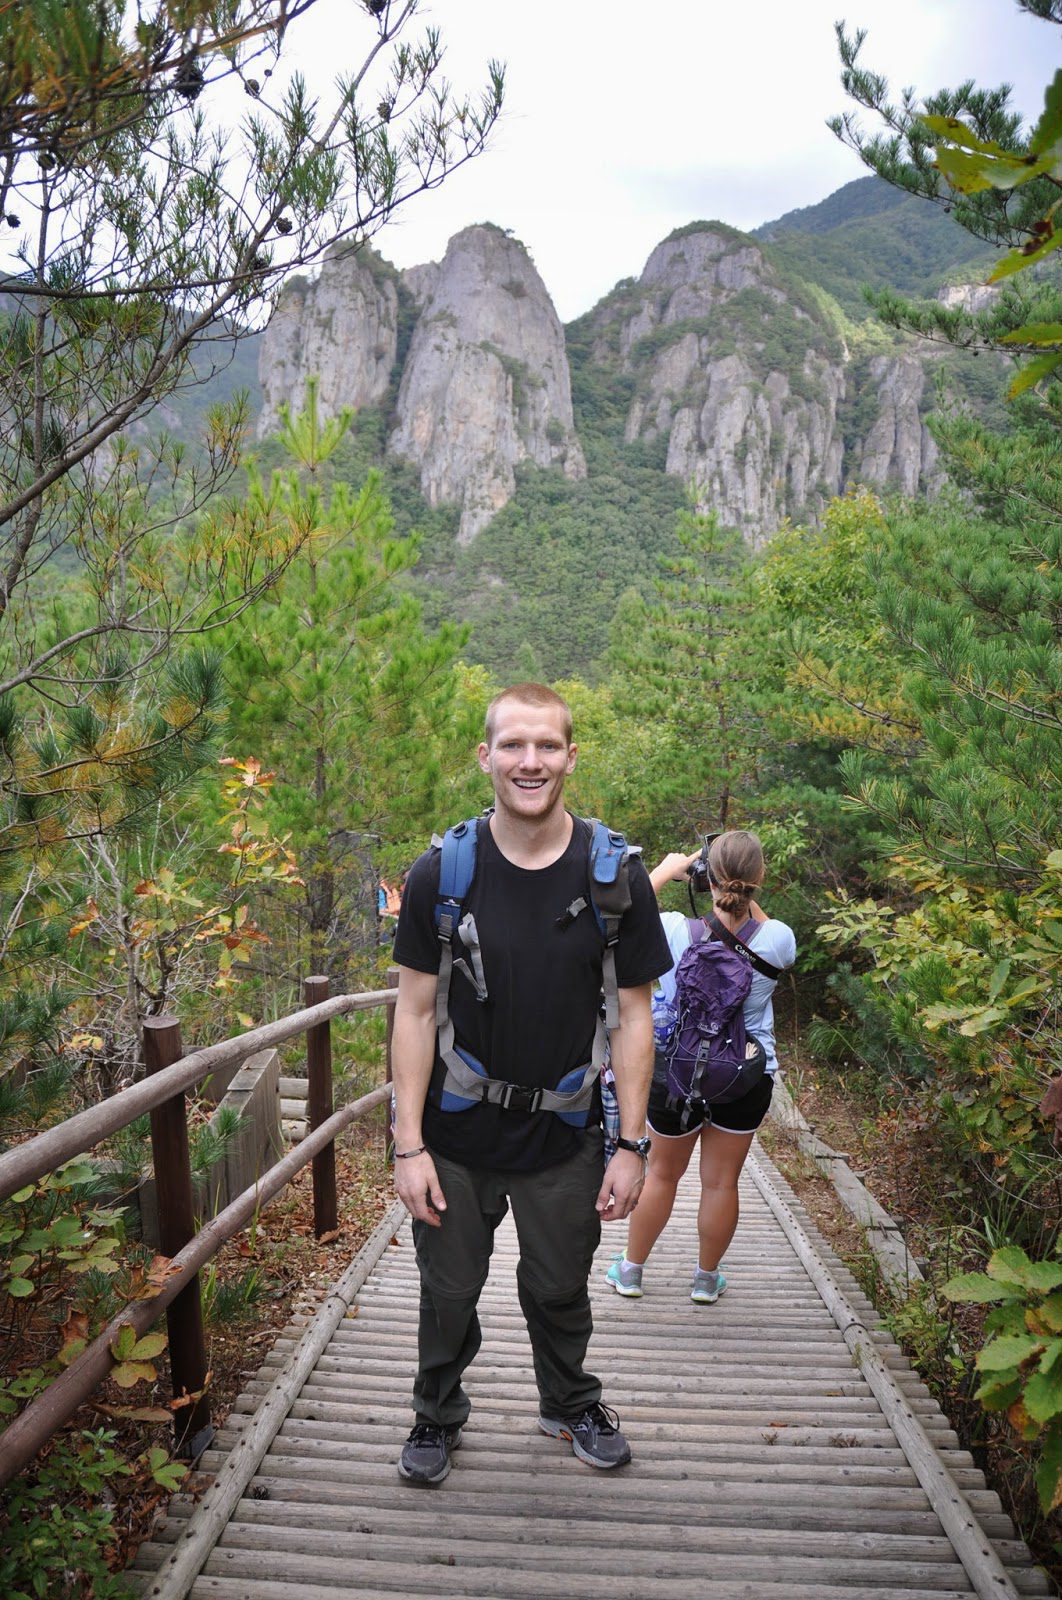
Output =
[{"x1": 391, "y1": 682, "x2": 671, "y2": 1485}]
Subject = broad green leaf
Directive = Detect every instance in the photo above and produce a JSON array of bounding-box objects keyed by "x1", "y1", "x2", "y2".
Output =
[
  {"x1": 1037, "y1": 1338, "x2": 1062, "y2": 1377},
  {"x1": 1009, "y1": 351, "x2": 1062, "y2": 398},
  {"x1": 1019, "y1": 1262, "x2": 1062, "y2": 1293},
  {"x1": 989, "y1": 1246, "x2": 1038, "y2": 1289},
  {"x1": 933, "y1": 146, "x2": 1004, "y2": 194},
  {"x1": 57, "y1": 1337, "x2": 86, "y2": 1368},
  {"x1": 977, "y1": 1333, "x2": 1043, "y2": 1372},
  {"x1": 111, "y1": 1359, "x2": 157, "y2": 1389},
  {"x1": 110, "y1": 1323, "x2": 138, "y2": 1359},
  {"x1": 129, "y1": 1332, "x2": 167, "y2": 1362},
  {"x1": 7, "y1": 1277, "x2": 34, "y2": 1297},
  {"x1": 989, "y1": 228, "x2": 1062, "y2": 282},
  {"x1": 943, "y1": 1271, "x2": 1009, "y2": 1303},
  {"x1": 1037, "y1": 1293, "x2": 1062, "y2": 1334},
  {"x1": 987, "y1": 959, "x2": 1011, "y2": 1001},
  {"x1": 19, "y1": 1228, "x2": 57, "y2": 1251},
  {"x1": 922, "y1": 114, "x2": 1012, "y2": 158},
  {"x1": 1024, "y1": 1368, "x2": 1062, "y2": 1424},
  {"x1": 151, "y1": 1459, "x2": 189, "y2": 1491},
  {"x1": 54, "y1": 1159, "x2": 96, "y2": 1186},
  {"x1": 959, "y1": 1006, "x2": 1007, "y2": 1034},
  {"x1": 10, "y1": 1186, "x2": 34, "y2": 1204},
  {"x1": 67, "y1": 1254, "x2": 120, "y2": 1275},
  {"x1": 923, "y1": 1001, "x2": 975, "y2": 1028},
  {"x1": 935, "y1": 143, "x2": 1049, "y2": 193},
  {"x1": 1028, "y1": 68, "x2": 1062, "y2": 164},
  {"x1": 999, "y1": 323, "x2": 1062, "y2": 347},
  {"x1": 1034, "y1": 1417, "x2": 1062, "y2": 1512},
  {"x1": 1004, "y1": 978, "x2": 1050, "y2": 1005},
  {"x1": 986, "y1": 1301, "x2": 1029, "y2": 1337},
  {"x1": 976, "y1": 1374, "x2": 1022, "y2": 1411},
  {"x1": 990, "y1": 1248, "x2": 1062, "y2": 1294}
]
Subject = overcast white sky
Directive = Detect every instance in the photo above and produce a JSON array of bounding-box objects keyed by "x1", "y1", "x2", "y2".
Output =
[{"x1": 278, "y1": 0, "x2": 1052, "y2": 321}]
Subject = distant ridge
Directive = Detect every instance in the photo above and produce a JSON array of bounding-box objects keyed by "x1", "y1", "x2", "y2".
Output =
[
  {"x1": 754, "y1": 175, "x2": 907, "y2": 240},
  {"x1": 753, "y1": 175, "x2": 993, "y2": 316}
]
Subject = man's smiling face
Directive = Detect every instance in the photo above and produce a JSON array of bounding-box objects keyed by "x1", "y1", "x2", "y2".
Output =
[{"x1": 478, "y1": 697, "x2": 577, "y2": 824}]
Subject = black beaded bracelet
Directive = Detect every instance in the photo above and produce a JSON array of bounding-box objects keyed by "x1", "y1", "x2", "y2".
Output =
[{"x1": 394, "y1": 1145, "x2": 427, "y2": 1159}]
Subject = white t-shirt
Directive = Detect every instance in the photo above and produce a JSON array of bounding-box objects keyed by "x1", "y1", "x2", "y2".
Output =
[{"x1": 657, "y1": 911, "x2": 797, "y2": 1075}]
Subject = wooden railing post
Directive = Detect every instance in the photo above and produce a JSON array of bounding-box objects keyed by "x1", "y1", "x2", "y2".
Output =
[
  {"x1": 304, "y1": 975, "x2": 337, "y2": 1238},
  {"x1": 143, "y1": 1017, "x2": 212, "y2": 1458},
  {"x1": 384, "y1": 964, "x2": 399, "y2": 1162}
]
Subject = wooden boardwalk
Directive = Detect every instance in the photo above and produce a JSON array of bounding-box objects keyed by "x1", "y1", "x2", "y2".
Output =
[{"x1": 132, "y1": 1145, "x2": 1050, "y2": 1600}]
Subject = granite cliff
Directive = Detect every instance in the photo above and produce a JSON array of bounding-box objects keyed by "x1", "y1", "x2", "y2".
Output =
[
  {"x1": 257, "y1": 244, "x2": 398, "y2": 438},
  {"x1": 388, "y1": 224, "x2": 584, "y2": 543},
  {"x1": 259, "y1": 224, "x2": 583, "y2": 543},
  {"x1": 254, "y1": 179, "x2": 991, "y2": 549}
]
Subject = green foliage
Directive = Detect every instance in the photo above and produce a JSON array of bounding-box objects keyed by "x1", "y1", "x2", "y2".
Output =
[
  {"x1": 764, "y1": 195, "x2": 994, "y2": 320},
  {"x1": 843, "y1": 500, "x2": 1061, "y2": 882},
  {"x1": 830, "y1": 14, "x2": 1062, "y2": 397},
  {"x1": 419, "y1": 460, "x2": 684, "y2": 680},
  {"x1": 201, "y1": 1263, "x2": 267, "y2": 1327},
  {"x1": 831, "y1": 17, "x2": 1058, "y2": 253},
  {"x1": 0, "y1": 1159, "x2": 125, "y2": 1317},
  {"x1": 944, "y1": 1245, "x2": 1062, "y2": 1512},
  {"x1": 0, "y1": 1428, "x2": 136, "y2": 1600},
  {"x1": 225, "y1": 383, "x2": 476, "y2": 980},
  {"x1": 0, "y1": 1140, "x2": 189, "y2": 1596},
  {"x1": 819, "y1": 853, "x2": 1060, "y2": 1182},
  {"x1": 609, "y1": 494, "x2": 757, "y2": 836}
]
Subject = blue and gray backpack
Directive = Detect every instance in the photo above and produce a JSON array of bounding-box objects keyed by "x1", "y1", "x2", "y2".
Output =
[{"x1": 431, "y1": 813, "x2": 633, "y2": 1125}]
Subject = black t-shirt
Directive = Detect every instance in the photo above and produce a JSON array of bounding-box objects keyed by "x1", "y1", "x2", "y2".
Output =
[{"x1": 394, "y1": 815, "x2": 672, "y2": 1172}]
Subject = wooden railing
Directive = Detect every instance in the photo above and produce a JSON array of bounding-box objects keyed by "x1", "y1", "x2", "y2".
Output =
[{"x1": 0, "y1": 970, "x2": 400, "y2": 1492}]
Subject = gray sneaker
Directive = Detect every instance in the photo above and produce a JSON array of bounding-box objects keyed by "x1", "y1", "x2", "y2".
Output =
[
  {"x1": 605, "y1": 1254, "x2": 643, "y2": 1297},
  {"x1": 538, "y1": 1402, "x2": 632, "y2": 1469},
  {"x1": 691, "y1": 1268, "x2": 727, "y2": 1304},
  {"x1": 398, "y1": 1421, "x2": 463, "y2": 1484}
]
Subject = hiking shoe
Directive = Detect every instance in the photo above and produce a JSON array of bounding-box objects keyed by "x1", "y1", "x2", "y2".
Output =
[
  {"x1": 691, "y1": 1268, "x2": 727, "y2": 1305},
  {"x1": 538, "y1": 1402, "x2": 632, "y2": 1469},
  {"x1": 398, "y1": 1421, "x2": 462, "y2": 1484},
  {"x1": 605, "y1": 1254, "x2": 643, "y2": 1297}
]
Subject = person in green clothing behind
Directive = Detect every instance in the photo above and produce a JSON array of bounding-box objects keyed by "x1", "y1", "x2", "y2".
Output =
[{"x1": 390, "y1": 682, "x2": 671, "y2": 1484}]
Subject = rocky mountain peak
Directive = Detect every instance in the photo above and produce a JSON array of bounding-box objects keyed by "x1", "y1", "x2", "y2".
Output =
[
  {"x1": 256, "y1": 243, "x2": 398, "y2": 438},
  {"x1": 388, "y1": 224, "x2": 585, "y2": 543}
]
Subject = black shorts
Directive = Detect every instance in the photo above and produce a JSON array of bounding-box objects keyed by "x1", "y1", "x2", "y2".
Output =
[{"x1": 648, "y1": 1073, "x2": 774, "y2": 1138}]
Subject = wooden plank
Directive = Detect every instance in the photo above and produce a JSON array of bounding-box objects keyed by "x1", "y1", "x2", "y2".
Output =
[
  {"x1": 131, "y1": 1575, "x2": 1003, "y2": 1600},
  {"x1": 129, "y1": 1150, "x2": 1045, "y2": 1600},
  {"x1": 130, "y1": 1543, "x2": 1052, "y2": 1596}
]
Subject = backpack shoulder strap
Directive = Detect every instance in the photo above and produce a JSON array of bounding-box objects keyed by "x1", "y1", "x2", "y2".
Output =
[
  {"x1": 433, "y1": 817, "x2": 487, "y2": 1020},
  {"x1": 706, "y1": 913, "x2": 785, "y2": 981},
  {"x1": 586, "y1": 818, "x2": 632, "y2": 1031},
  {"x1": 434, "y1": 817, "x2": 478, "y2": 938}
]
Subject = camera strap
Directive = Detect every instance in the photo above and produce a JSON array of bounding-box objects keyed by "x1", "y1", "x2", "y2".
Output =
[{"x1": 704, "y1": 914, "x2": 785, "y2": 980}]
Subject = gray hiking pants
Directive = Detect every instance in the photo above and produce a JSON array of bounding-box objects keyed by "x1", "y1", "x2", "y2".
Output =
[{"x1": 411, "y1": 1131, "x2": 605, "y2": 1427}]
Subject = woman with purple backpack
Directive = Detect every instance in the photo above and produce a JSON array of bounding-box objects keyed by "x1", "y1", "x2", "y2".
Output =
[{"x1": 606, "y1": 830, "x2": 796, "y2": 1303}]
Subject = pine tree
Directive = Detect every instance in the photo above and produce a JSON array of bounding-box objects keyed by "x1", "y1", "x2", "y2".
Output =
[
  {"x1": 224, "y1": 384, "x2": 472, "y2": 980},
  {"x1": 610, "y1": 496, "x2": 757, "y2": 839}
]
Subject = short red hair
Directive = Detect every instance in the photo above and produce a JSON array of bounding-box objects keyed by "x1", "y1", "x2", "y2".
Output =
[{"x1": 484, "y1": 683, "x2": 573, "y2": 747}]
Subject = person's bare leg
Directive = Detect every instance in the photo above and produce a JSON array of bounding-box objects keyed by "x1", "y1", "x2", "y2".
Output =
[
  {"x1": 695, "y1": 1126, "x2": 756, "y2": 1271},
  {"x1": 624, "y1": 1130, "x2": 698, "y2": 1265}
]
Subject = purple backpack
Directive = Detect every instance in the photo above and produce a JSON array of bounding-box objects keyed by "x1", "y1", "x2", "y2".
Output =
[{"x1": 663, "y1": 917, "x2": 768, "y2": 1119}]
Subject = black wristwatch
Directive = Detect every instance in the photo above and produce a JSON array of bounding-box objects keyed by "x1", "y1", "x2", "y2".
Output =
[{"x1": 615, "y1": 1135, "x2": 652, "y2": 1159}]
